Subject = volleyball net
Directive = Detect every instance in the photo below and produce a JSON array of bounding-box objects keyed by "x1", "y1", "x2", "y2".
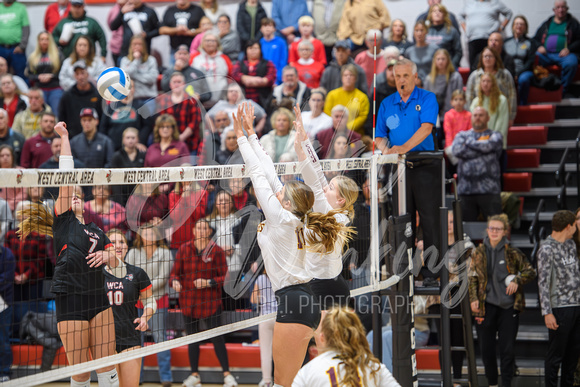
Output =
[{"x1": 0, "y1": 153, "x2": 414, "y2": 386}]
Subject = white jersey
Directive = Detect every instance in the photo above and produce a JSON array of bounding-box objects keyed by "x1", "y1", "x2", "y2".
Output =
[
  {"x1": 300, "y1": 140, "x2": 350, "y2": 279},
  {"x1": 292, "y1": 350, "x2": 401, "y2": 387},
  {"x1": 238, "y1": 136, "x2": 312, "y2": 292}
]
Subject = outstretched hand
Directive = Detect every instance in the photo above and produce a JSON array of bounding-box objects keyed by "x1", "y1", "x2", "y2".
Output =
[
  {"x1": 232, "y1": 105, "x2": 245, "y2": 139},
  {"x1": 242, "y1": 102, "x2": 256, "y2": 136},
  {"x1": 54, "y1": 121, "x2": 68, "y2": 137},
  {"x1": 293, "y1": 104, "x2": 307, "y2": 142}
]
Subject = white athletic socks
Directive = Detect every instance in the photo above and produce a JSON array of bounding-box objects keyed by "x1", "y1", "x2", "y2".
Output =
[
  {"x1": 273, "y1": 384, "x2": 284, "y2": 387},
  {"x1": 70, "y1": 377, "x2": 90, "y2": 387},
  {"x1": 97, "y1": 368, "x2": 119, "y2": 387}
]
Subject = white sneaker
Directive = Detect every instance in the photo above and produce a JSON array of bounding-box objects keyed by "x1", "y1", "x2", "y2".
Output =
[
  {"x1": 258, "y1": 380, "x2": 272, "y2": 387},
  {"x1": 182, "y1": 374, "x2": 201, "y2": 387},
  {"x1": 223, "y1": 374, "x2": 238, "y2": 387}
]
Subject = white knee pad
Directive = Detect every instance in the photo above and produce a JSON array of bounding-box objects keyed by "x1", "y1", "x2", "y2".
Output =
[
  {"x1": 97, "y1": 368, "x2": 119, "y2": 387},
  {"x1": 70, "y1": 377, "x2": 91, "y2": 387}
]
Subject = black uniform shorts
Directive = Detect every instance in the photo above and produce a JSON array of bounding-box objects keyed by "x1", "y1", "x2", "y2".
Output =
[
  {"x1": 55, "y1": 292, "x2": 111, "y2": 323},
  {"x1": 309, "y1": 276, "x2": 353, "y2": 310},
  {"x1": 275, "y1": 283, "x2": 320, "y2": 329}
]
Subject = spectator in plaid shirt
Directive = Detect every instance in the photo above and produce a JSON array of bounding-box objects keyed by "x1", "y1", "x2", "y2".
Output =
[
  {"x1": 232, "y1": 39, "x2": 276, "y2": 108},
  {"x1": 156, "y1": 72, "x2": 202, "y2": 155},
  {"x1": 171, "y1": 219, "x2": 236, "y2": 387}
]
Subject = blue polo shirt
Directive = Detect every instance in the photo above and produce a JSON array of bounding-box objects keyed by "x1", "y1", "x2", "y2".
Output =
[{"x1": 376, "y1": 87, "x2": 438, "y2": 152}]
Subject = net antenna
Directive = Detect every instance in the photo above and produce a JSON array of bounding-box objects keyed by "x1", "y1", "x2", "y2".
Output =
[{"x1": 372, "y1": 32, "x2": 377, "y2": 155}]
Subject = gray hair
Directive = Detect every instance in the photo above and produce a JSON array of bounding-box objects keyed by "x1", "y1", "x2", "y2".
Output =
[
  {"x1": 366, "y1": 29, "x2": 382, "y2": 42},
  {"x1": 383, "y1": 45, "x2": 401, "y2": 60},
  {"x1": 282, "y1": 65, "x2": 298, "y2": 76},
  {"x1": 393, "y1": 58, "x2": 418, "y2": 76},
  {"x1": 298, "y1": 40, "x2": 314, "y2": 50},
  {"x1": 331, "y1": 105, "x2": 349, "y2": 120},
  {"x1": 0, "y1": 108, "x2": 8, "y2": 119},
  {"x1": 203, "y1": 32, "x2": 221, "y2": 45}
]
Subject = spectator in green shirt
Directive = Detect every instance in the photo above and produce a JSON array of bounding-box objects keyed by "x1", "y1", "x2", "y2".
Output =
[
  {"x1": 0, "y1": 0, "x2": 29, "y2": 82},
  {"x1": 52, "y1": 0, "x2": 108, "y2": 61}
]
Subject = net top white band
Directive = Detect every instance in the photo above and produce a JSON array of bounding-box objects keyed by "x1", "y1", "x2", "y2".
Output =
[{"x1": 0, "y1": 155, "x2": 398, "y2": 188}]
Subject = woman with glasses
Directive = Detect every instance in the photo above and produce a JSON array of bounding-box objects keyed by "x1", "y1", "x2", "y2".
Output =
[{"x1": 468, "y1": 213, "x2": 536, "y2": 387}]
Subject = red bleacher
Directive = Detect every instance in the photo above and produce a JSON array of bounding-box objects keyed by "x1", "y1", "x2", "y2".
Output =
[
  {"x1": 507, "y1": 126, "x2": 548, "y2": 146},
  {"x1": 503, "y1": 172, "x2": 533, "y2": 192},
  {"x1": 528, "y1": 86, "x2": 563, "y2": 104},
  {"x1": 507, "y1": 149, "x2": 541, "y2": 169},
  {"x1": 546, "y1": 64, "x2": 580, "y2": 82},
  {"x1": 514, "y1": 105, "x2": 556, "y2": 125}
]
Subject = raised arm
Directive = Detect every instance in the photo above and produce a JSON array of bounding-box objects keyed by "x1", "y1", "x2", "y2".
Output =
[
  {"x1": 294, "y1": 104, "x2": 328, "y2": 190},
  {"x1": 293, "y1": 105, "x2": 331, "y2": 214},
  {"x1": 53, "y1": 122, "x2": 75, "y2": 216},
  {"x1": 242, "y1": 102, "x2": 284, "y2": 195},
  {"x1": 233, "y1": 107, "x2": 285, "y2": 222}
]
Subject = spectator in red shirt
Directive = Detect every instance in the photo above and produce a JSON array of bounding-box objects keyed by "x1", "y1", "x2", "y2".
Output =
[
  {"x1": 155, "y1": 73, "x2": 202, "y2": 155},
  {"x1": 354, "y1": 29, "x2": 387, "y2": 91},
  {"x1": 83, "y1": 185, "x2": 127, "y2": 233},
  {"x1": 314, "y1": 105, "x2": 364, "y2": 159},
  {"x1": 288, "y1": 16, "x2": 326, "y2": 65},
  {"x1": 44, "y1": 0, "x2": 71, "y2": 33},
  {"x1": 231, "y1": 39, "x2": 276, "y2": 107},
  {"x1": 20, "y1": 113, "x2": 57, "y2": 169},
  {"x1": 126, "y1": 183, "x2": 170, "y2": 229},
  {"x1": 227, "y1": 178, "x2": 256, "y2": 211},
  {"x1": 168, "y1": 180, "x2": 208, "y2": 251},
  {"x1": 171, "y1": 219, "x2": 235, "y2": 387},
  {"x1": 0, "y1": 145, "x2": 26, "y2": 212},
  {"x1": 290, "y1": 40, "x2": 325, "y2": 89},
  {"x1": 0, "y1": 75, "x2": 26, "y2": 129},
  {"x1": 144, "y1": 113, "x2": 190, "y2": 168}
]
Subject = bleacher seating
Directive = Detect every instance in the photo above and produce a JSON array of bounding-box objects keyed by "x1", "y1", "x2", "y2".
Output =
[
  {"x1": 528, "y1": 86, "x2": 563, "y2": 104},
  {"x1": 514, "y1": 105, "x2": 556, "y2": 125},
  {"x1": 546, "y1": 64, "x2": 580, "y2": 82},
  {"x1": 507, "y1": 149, "x2": 541, "y2": 169},
  {"x1": 507, "y1": 126, "x2": 548, "y2": 146},
  {"x1": 503, "y1": 172, "x2": 533, "y2": 192}
]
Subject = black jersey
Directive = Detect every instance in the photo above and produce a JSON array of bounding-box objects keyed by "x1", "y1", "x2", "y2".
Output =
[
  {"x1": 51, "y1": 208, "x2": 113, "y2": 295},
  {"x1": 104, "y1": 263, "x2": 152, "y2": 348}
]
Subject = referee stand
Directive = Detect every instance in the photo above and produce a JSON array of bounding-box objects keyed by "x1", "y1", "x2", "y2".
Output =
[{"x1": 376, "y1": 153, "x2": 478, "y2": 387}]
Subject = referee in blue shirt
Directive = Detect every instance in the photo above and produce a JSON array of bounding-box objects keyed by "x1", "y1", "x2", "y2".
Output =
[{"x1": 376, "y1": 58, "x2": 442, "y2": 283}]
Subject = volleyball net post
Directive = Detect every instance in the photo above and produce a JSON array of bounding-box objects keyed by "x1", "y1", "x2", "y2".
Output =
[{"x1": 383, "y1": 155, "x2": 417, "y2": 387}]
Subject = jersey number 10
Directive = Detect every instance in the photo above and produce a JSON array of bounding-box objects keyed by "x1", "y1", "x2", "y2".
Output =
[{"x1": 107, "y1": 290, "x2": 124, "y2": 306}]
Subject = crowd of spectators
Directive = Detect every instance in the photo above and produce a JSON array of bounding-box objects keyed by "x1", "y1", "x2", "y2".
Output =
[{"x1": 0, "y1": 0, "x2": 579, "y2": 383}]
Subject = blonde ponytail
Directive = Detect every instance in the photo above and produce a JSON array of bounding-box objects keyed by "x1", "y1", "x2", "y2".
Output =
[
  {"x1": 17, "y1": 203, "x2": 54, "y2": 239},
  {"x1": 305, "y1": 208, "x2": 356, "y2": 254}
]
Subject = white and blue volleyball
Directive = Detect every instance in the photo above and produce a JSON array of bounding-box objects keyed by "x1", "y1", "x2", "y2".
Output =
[{"x1": 97, "y1": 67, "x2": 132, "y2": 102}]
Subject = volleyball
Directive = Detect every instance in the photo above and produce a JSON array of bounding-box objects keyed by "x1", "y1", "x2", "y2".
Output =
[{"x1": 97, "y1": 67, "x2": 132, "y2": 102}]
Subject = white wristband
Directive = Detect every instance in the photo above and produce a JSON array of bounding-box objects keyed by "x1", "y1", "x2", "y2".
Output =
[
  {"x1": 143, "y1": 295, "x2": 157, "y2": 315},
  {"x1": 59, "y1": 155, "x2": 74, "y2": 170},
  {"x1": 505, "y1": 274, "x2": 516, "y2": 287}
]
